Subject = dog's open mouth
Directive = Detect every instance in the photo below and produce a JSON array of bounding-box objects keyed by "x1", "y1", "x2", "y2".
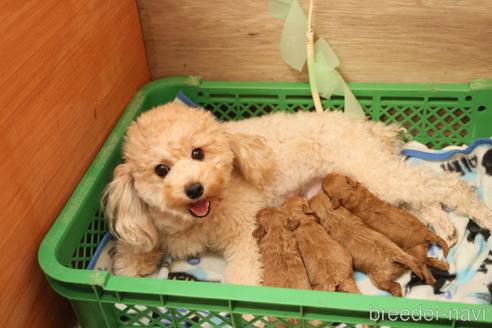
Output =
[{"x1": 187, "y1": 199, "x2": 211, "y2": 219}]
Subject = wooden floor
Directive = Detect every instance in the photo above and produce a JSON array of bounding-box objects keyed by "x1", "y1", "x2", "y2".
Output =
[{"x1": 0, "y1": 0, "x2": 149, "y2": 326}]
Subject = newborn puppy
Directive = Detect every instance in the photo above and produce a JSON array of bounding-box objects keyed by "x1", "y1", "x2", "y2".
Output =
[
  {"x1": 309, "y1": 192, "x2": 424, "y2": 297},
  {"x1": 281, "y1": 196, "x2": 359, "y2": 293},
  {"x1": 253, "y1": 208, "x2": 311, "y2": 290},
  {"x1": 322, "y1": 173, "x2": 449, "y2": 284}
]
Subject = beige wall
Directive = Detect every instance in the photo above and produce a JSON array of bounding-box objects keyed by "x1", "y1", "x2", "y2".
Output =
[
  {"x1": 138, "y1": 0, "x2": 492, "y2": 83},
  {"x1": 0, "y1": 1, "x2": 149, "y2": 326}
]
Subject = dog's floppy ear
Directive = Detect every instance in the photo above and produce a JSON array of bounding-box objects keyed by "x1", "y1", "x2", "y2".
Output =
[
  {"x1": 227, "y1": 132, "x2": 276, "y2": 188},
  {"x1": 102, "y1": 164, "x2": 158, "y2": 252},
  {"x1": 253, "y1": 225, "x2": 267, "y2": 241}
]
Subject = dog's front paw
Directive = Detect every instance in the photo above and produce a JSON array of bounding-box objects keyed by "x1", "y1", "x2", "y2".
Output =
[
  {"x1": 224, "y1": 271, "x2": 261, "y2": 286},
  {"x1": 112, "y1": 242, "x2": 164, "y2": 277},
  {"x1": 223, "y1": 231, "x2": 263, "y2": 286},
  {"x1": 224, "y1": 261, "x2": 262, "y2": 286},
  {"x1": 412, "y1": 205, "x2": 457, "y2": 247},
  {"x1": 112, "y1": 256, "x2": 142, "y2": 277}
]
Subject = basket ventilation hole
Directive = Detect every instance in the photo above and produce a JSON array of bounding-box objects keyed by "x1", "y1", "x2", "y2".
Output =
[
  {"x1": 478, "y1": 105, "x2": 487, "y2": 112},
  {"x1": 465, "y1": 96, "x2": 472, "y2": 101}
]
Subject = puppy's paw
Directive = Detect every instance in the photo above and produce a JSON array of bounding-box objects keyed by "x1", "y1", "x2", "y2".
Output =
[
  {"x1": 389, "y1": 283, "x2": 403, "y2": 297},
  {"x1": 420, "y1": 265, "x2": 437, "y2": 285},
  {"x1": 312, "y1": 278, "x2": 337, "y2": 292},
  {"x1": 426, "y1": 257, "x2": 449, "y2": 271}
]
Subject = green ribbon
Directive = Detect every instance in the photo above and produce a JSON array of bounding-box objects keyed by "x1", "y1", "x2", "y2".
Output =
[
  {"x1": 280, "y1": 0, "x2": 307, "y2": 71},
  {"x1": 269, "y1": 0, "x2": 365, "y2": 118}
]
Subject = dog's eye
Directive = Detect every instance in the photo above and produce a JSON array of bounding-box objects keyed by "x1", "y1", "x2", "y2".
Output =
[
  {"x1": 154, "y1": 164, "x2": 170, "y2": 177},
  {"x1": 191, "y1": 148, "x2": 204, "y2": 160}
]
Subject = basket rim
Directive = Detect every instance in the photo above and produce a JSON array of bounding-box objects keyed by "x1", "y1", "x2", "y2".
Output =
[{"x1": 38, "y1": 76, "x2": 492, "y2": 321}]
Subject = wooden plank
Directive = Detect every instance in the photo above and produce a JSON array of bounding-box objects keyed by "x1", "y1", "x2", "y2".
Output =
[
  {"x1": 137, "y1": 0, "x2": 492, "y2": 83},
  {"x1": 0, "y1": 0, "x2": 149, "y2": 326}
]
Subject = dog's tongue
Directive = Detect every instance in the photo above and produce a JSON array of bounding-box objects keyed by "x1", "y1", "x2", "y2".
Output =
[{"x1": 188, "y1": 200, "x2": 210, "y2": 218}]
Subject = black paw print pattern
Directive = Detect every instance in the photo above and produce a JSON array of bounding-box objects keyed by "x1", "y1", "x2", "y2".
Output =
[{"x1": 482, "y1": 149, "x2": 492, "y2": 176}]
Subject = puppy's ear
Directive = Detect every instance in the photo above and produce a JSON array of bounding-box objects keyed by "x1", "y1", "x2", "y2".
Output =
[
  {"x1": 329, "y1": 196, "x2": 341, "y2": 210},
  {"x1": 102, "y1": 164, "x2": 158, "y2": 252},
  {"x1": 345, "y1": 176, "x2": 359, "y2": 188},
  {"x1": 253, "y1": 225, "x2": 267, "y2": 241},
  {"x1": 286, "y1": 218, "x2": 301, "y2": 231},
  {"x1": 301, "y1": 198, "x2": 315, "y2": 215},
  {"x1": 303, "y1": 205, "x2": 315, "y2": 215},
  {"x1": 321, "y1": 175, "x2": 332, "y2": 194},
  {"x1": 227, "y1": 132, "x2": 276, "y2": 188}
]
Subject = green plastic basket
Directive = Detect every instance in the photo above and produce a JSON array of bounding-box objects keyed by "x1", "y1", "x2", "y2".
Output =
[{"x1": 39, "y1": 76, "x2": 492, "y2": 328}]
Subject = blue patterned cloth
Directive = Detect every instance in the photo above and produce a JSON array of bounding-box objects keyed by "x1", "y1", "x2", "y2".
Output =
[{"x1": 352, "y1": 138, "x2": 492, "y2": 303}]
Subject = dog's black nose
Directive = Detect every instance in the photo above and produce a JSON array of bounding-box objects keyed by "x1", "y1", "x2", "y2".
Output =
[{"x1": 185, "y1": 183, "x2": 204, "y2": 199}]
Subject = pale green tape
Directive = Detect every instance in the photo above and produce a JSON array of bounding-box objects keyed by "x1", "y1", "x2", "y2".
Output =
[
  {"x1": 271, "y1": 3, "x2": 365, "y2": 118},
  {"x1": 268, "y1": 0, "x2": 293, "y2": 20},
  {"x1": 314, "y1": 38, "x2": 343, "y2": 99},
  {"x1": 313, "y1": 38, "x2": 365, "y2": 118},
  {"x1": 315, "y1": 38, "x2": 339, "y2": 69},
  {"x1": 314, "y1": 64, "x2": 344, "y2": 99},
  {"x1": 343, "y1": 83, "x2": 365, "y2": 118},
  {"x1": 280, "y1": 0, "x2": 307, "y2": 71}
]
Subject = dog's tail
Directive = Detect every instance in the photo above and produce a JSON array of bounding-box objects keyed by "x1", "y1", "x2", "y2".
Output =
[
  {"x1": 425, "y1": 233, "x2": 449, "y2": 257},
  {"x1": 338, "y1": 278, "x2": 361, "y2": 294}
]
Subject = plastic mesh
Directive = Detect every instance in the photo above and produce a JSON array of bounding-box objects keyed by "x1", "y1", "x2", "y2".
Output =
[
  {"x1": 70, "y1": 212, "x2": 107, "y2": 269},
  {"x1": 114, "y1": 305, "x2": 233, "y2": 327},
  {"x1": 113, "y1": 305, "x2": 369, "y2": 328},
  {"x1": 199, "y1": 95, "x2": 471, "y2": 149}
]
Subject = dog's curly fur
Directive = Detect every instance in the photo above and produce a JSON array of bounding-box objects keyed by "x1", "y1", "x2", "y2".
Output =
[
  {"x1": 309, "y1": 192, "x2": 425, "y2": 296},
  {"x1": 322, "y1": 173, "x2": 450, "y2": 284},
  {"x1": 103, "y1": 102, "x2": 492, "y2": 284},
  {"x1": 406, "y1": 205, "x2": 457, "y2": 246},
  {"x1": 253, "y1": 207, "x2": 311, "y2": 289},
  {"x1": 281, "y1": 196, "x2": 359, "y2": 293}
]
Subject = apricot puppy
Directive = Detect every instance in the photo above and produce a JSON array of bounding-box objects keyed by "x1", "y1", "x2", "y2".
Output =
[
  {"x1": 309, "y1": 192, "x2": 424, "y2": 297},
  {"x1": 322, "y1": 173, "x2": 449, "y2": 284},
  {"x1": 281, "y1": 196, "x2": 360, "y2": 293},
  {"x1": 253, "y1": 208, "x2": 311, "y2": 290}
]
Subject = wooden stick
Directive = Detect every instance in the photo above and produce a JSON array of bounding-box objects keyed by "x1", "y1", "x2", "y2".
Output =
[{"x1": 306, "y1": 0, "x2": 323, "y2": 113}]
